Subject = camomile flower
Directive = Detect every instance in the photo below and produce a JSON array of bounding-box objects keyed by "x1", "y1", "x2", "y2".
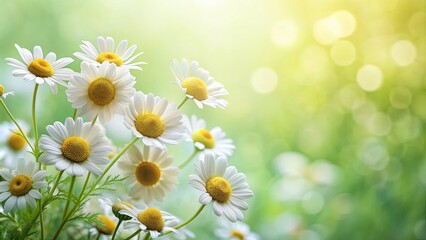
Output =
[
  {"x1": 118, "y1": 145, "x2": 179, "y2": 204},
  {"x1": 120, "y1": 205, "x2": 179, "y2": 239},
  {"x1": 0, "y1": 160, "x2": 47, "y2": 213},
  {"x1": 67, "y1": 61, "x2": 136, "y2": 123},
  {"x1": 5, "y1": 44, "x2": 74, "y2": 94},
  {"x1": 172, "y1": 59, "x2": 228, "y2": 109},
  {"x1": 183, "y1": 115, "x2": 235, "y2": 159},
  {"x1": 82, "y1": 198, "x2": 117, "y2": 239},
  {"x1": 0, "y1": 84, "x2": 14, "y2": 99},
  {"x1": 39, "y1": 117, "x2": 112, "y2": 176},
  {"x1": 124, "y1": 91, "x2": 185, "y2": 149},
  {"x1": 188, "y1": 154, "x2": 253, "y2": 222},
  {"x1": 74, "y1": 36, "x2": 146, "y2": 71},
  {"x1": 215, "y1": 220, "x2": 260, "y2": 240},
  {"x1": 0, "y1": 120, "x2": 31, "y2": 169}
]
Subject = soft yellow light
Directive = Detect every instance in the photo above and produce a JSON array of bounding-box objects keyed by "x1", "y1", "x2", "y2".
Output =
[
  {"x1": 391, "y1": 40, "x2": 417, "y2": 66},
  {"x1": 356, "y1": 65, "x2": 383, "y2": 92},
  {"x1": 251, "y1": 67, "x2": 278, "y2": 94},
  {"x1": 389, "y1": 87, "x2": 412, "y2": 109},
  {"x1": 331, "y1": 10, "x2": 357, "y2": 38},
  {"x1": 330, "y1": 40, "x2": 356, "y2": 66},
  {"x1": 271, "y1": 20, "x2": 298, "y2": 47},
  {"x1": 313, "y1": 17, "x2": 341, "y2": 45}
]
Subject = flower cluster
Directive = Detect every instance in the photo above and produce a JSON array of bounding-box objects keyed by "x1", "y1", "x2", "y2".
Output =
[{"x1": 0, "y1": 37, "x2": 256, "y2": 239}]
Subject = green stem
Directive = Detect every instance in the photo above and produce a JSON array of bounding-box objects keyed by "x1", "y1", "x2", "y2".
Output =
[
  {"x1": 0, "y1": 98, "x2": 35, "y2": 152},
  {"x1": 38, "y1": 200, "x2": 44, "y2": 240},
  {"x1": 78, "y1": 172, "x2": 91, "y2": 201},
  {"x1": 95, "y1": 232, "x2": 101, "y2": 240},
  {"x1": 124, "y1": 229, "x2": 142, "y2": 240},
  {"x1": 143, "y1": 232, "x2": 151, "y2": 240},
  {"x1": 178, "y1": 97, "x2": 189, "y2": 109},
  {"x1": 48, "y1": 170, "x2": 64, "y2": 199},
  {"x1": 91, "y1": 115, "x2": 98, "y2": 127},
  {"x1": 178, "y1": 149, "x2": 199, "y2": 168},
  {"x1": 32, "y1": 84, "x2": 40, "y2": 160},
  {"x1": 111, "y1": 218, "x2": 123, "y2": 240},
  {"x1": 160, "y1": 205, "x2": 205, "y2": 237},
  {"x1": 72, "y1": 108, "x2": 78, "y2": 120},
  {"x1": 62, "y1": 176, "x2": 76, "y2": 221},
  {"x1": 87, "y1": 137, "x2": 138, "y2": 195}
]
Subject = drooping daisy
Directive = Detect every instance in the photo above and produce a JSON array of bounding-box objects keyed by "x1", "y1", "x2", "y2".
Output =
[
  {"x1": 0, "y1": 120, "x2": 31, "y2": 169},
  {"x1": 5, "y1": 44, "x2": 74, "y2": 94},
  {"x1": 172, "y1": 59, "x2": 228, "y2": 109},
  {"x1": 118, "y1": 145, "x2": 179, "y2": 203},
  {"x1": 120, "y1": 205, "x2": 179, "y2": 239},
  {"x1": 67, "y1": 61, "x2": 136, "y2": 123},
  {"x1": 215, "y1": 220, "x2": 260, "y2": 240},
  {"x1": 0, "y1": 160, "x2": 47, "y2": 213},
  {"x1": 0, "y1": 84, "x2": 14, "y2": 99},
  {"x1": 183, "y1": 115, "x2": 235, "y2": 159},
  {"x1": 39, "y1": 117, "x2": 112, "y2": 176},
  {"x1": 188, "y1": 154, "x2": 253, "y2": 222},
  {"x1": 83, "y1": 198, "x2": 117, "y2": 239},
  {"x1": 74, "y1": 36, "x2": 146, "y2": 71},
  {"x1": 124, "y1": 91, "x2": 185, "y2": 149}
]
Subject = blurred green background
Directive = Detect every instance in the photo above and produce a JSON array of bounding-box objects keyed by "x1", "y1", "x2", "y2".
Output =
[{"x1": 0, "y1": 0, "x2": 425, "y2": 239}]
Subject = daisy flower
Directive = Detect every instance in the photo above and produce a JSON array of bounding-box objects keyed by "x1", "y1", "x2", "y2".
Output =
[
  {"x1": 39, "y1": 117, "x2": 112, "y2": 176},
  {"x1": 172, "y1": 59, "x2": 228, "y2": 109},
  {"x1": 215, "y1": 220, "x2": 260, "y2": 240},
  {"x1": 83, "y1": 198, "x2": 117, "y2": 239},
  {"x1": 0, "y1": 160, "x2": 47, "y2": 213},
  {"x1": 118, "y1": 145, "x2": 179, "y2": 203},
  {"x1": 183, "y1": 115, "x2": 235, "y2": 159},
  {"x1": 0, "y1": 84, "x2": 14, "y2": 99},
  {"x1": 120, "y1": 205, "x2": 179, "y2": 239},
  {"x1": 67, "y1": 61, "x2": 136, "y2": 123},
  {"x1": 0, "y1": 120, "x2": 31, "y2": 169},
  {"x1": 124, "y1": 91, "x2": 185, "y2": 149},
  {"x1": 5, "y1": 44, "x2": 74, "y2": 94},
  {"x1": 74, "y1": 36, "x2": 146, "y2": 71},
  {"x1": 188, "y1": 154, "x2": 253, "y2": 222}
]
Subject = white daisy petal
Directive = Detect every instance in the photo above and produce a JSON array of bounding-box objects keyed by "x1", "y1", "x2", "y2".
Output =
[{"x1": 4, "y1": 195, "x2": 17, "y2": 213}]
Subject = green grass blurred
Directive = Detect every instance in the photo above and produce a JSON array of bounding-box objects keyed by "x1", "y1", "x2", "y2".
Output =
[{"x1": 0, "y1": 0, "x2": 425, "y2": 239}]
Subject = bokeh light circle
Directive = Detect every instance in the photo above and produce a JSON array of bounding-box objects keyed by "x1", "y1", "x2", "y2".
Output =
[
  {"x1": 251, "y1": 67, "x2": 278, "y2": 94},
  {"x1": 391, "y1": 40, "x2": 417, "y2": 66},
  {"x1": 330, "y1": 40, "x2": 356, "y2": 66},
  {"x1": 271, "y1": 20, "x2": 298, "y2": 47},
  {"x1": 356, "y1": 64, "x2": 383, "y2": 91}
]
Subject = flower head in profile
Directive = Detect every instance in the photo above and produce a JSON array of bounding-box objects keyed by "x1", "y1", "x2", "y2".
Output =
[
  {"x1": 172, "y1": 59, "x2": 228, "y2": 109},
  {"x1": 0, "y1": 120, "x2": 31, "y2": 169},
  {"x1": 118, "y1": 145, "x2": 179, "y2": 204},
  {"x1": 67, "y1": 61, "x2": 136, "y2": 123},
  {"x1": 0, "y1": 84, "x2": 14, "y2": 99},
  {"x1": 5, "y1": 44, "x2": 74, "y2": 94},
  {"x1": 39, "y1": 117, "x2": 112, "y2": 176},
  {"x1": 183, "y1": 115, "x2": 235, "y2": 159},
  {"x1": 120, "y1": 205, "x2": 179, "y2": 239},
  {"x1": 124, "y1": 91, "x2": 185, "y2": 149},
  {"x1": 215, "y1": 220, "x2": 260, "y2": 240},
  {"x1": 189, "y1": 154, "x2": 253, "y2": 222},
  {"x1": 0, "y1": 160, "x2": 47, "y2": 213},
  {"x1": 83, "y1": 198, "x2": 118, "y2": 239},
  {"x1": 74, "y1": 36, "x2": 146, "y2": 71}
]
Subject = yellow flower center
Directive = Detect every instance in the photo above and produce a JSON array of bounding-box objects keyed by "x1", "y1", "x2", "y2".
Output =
[
  {"x1": 206, "y1": 176, "x2": 232, "y2": 203},
  {"x1": 192, "y1": 129, "x2": 215, "y2": 149},
  {"x1": 181, "y1": 77, "x2": 208, "y2": 101},
  {"x1": 7, "y1": 132, "x2": 27, "y2": 151},
  {"x1": 88, "y1": 78, "x2": 116, "y2": 106},
  {"x1": 230, "y1": 230, "x2": 245, "y2": 240},
  {"x1": 112, "y1": 201, "x2": 134, "y2": 220},
  {"x1": 28, "y1": 58, "x2": 54, "y2": 77},
  {"x1": 61, "y1": 136, "x2": 90, "y2": 163},
  {"x1": 0, "y1": 84, "x2": 4, "y2": 96},
  {"x1": 135, "y1": 162, "x2": 161, "y2": 186},
  {"x1": 96, "y1": 215, "x2": 116, "y2": 235},
  {"x1": 96, "y1": 52, "x2": 123, "y2": 66},
  {"x1": 137, "y1": 208, "x2": 164, "y2": 232},
  {"x1": 134, "y1": 113, "x2": 164, "y2": 138},
  {"x1": 9, "y1": 174, "x2": 33, "y2": 196}
]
